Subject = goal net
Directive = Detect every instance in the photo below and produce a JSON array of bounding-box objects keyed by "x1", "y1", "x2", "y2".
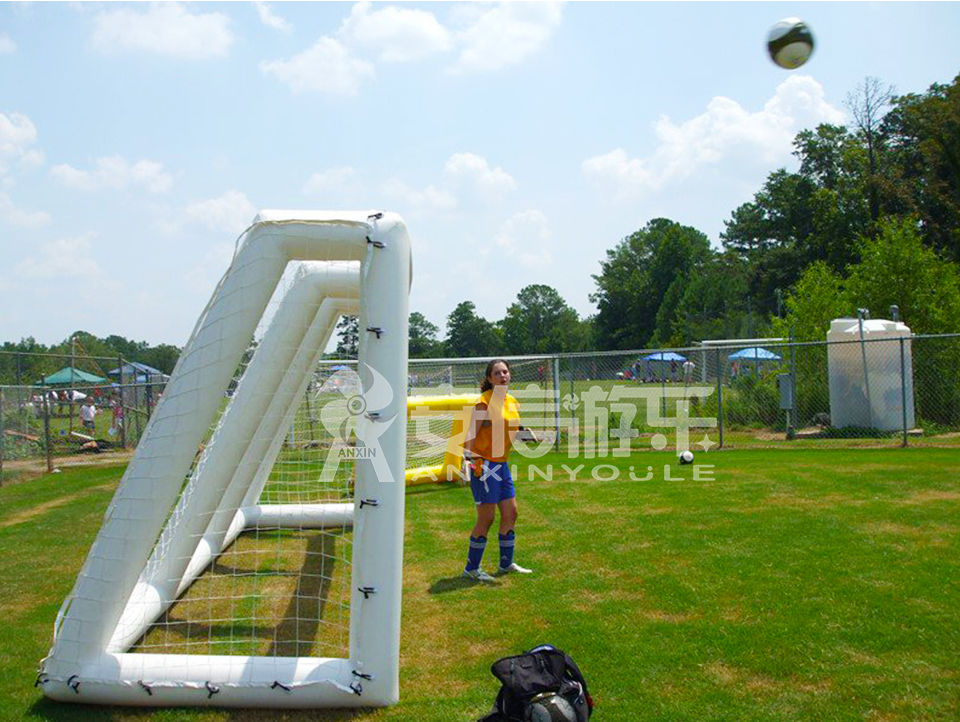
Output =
[{"x1": 39, "y1": 211, "x2": 411, "y2": 708}]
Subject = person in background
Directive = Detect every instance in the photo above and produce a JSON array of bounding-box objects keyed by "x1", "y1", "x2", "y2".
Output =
[
  {"x1": 111, "y1": 395, "x2": 124, "y2": 429},
  {"x1": 79, "y1": 397, "x2": 97, "y2": 434}
]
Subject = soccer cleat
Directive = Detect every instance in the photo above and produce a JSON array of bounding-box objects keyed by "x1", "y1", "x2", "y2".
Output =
[
  {"x1": 497, "y1": 562, "x2": 533, "y2": 575},
  {"x1": 462, "y1": 567, "x2": 496, "y2": 582}
]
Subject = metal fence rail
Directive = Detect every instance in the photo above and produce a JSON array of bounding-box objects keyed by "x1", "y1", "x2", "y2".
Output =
[{"x1": 3, "y1": 334, "x2": 958, "y2": 484}]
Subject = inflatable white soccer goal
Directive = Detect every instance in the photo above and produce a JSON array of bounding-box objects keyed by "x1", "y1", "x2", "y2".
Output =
[{"x1": 39, "y1": 211, "x2": 411, "y2": 708}]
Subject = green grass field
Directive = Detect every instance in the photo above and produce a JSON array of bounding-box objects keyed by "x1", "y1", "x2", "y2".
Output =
[{"x1": 2, "y1": 448, "x2": 959, "y2": 721}]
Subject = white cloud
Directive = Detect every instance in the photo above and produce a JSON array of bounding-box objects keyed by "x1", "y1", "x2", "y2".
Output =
[
  {"x1": 91, "y1": 3, "x2": 234, "y2": 59},
  {"x1": 260, "y1": 36, "x2": 374, "y2": 95},
  {"x1": 303, "y1": 166, "x2": 363, "y2": 196},
  {"x1": 492, "y1": 209, "x2": 553, "y2": 267},
  {"x1": 263, "y1": 1, "x2": 559, "y2": 95},
  {"x1": 582, "y1": 75, "x2": 846, "y2": 199},
  {"x1": 51, "y1": 155, "x2": 173, "y2": 193},
  {"x1": 254, "y1": 2, "x2": 292, "y2": 33},
  {"x1": 381, "y1": 178, "x2": 457, "y2": 215},
  {"x1": 0, "y1": 112, "x2": 48, "y2": 226},
  {"x1": 14, "y1": 233, "x2": 101, "y2": 279},
  {"x1": 452, "y1": 2, "x2": 562, "y2": 73},
  {"x1": 0, "y1": 33, "x2": 15, "y2": 54},
  {"x1": 340, "y1": 1, "x2": 451, "y2": 63},
  {"x1": 0, "y1": 191, "x2": 51, "y2": 228},
  {"x1": 443, "y1": 152, "x2": 517, "y2": 200},
  {"x1": 0, "y1": 111, "x2": 42, "y2": 172},
  {"x1": 185, "y1": 189, "x2": 256, "y2": 234}
]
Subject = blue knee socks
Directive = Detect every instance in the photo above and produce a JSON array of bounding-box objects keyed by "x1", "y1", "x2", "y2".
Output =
[
  {"x1": 465, "y1": 535, "x2": 486, "y2": 571},
  {"x1": 499, "y1": 530, "x2": 515, "y2": 568}
]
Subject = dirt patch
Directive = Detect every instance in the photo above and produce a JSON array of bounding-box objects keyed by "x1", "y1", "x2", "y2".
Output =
[
  {"x1": 705, "y1": 660, "x2": 831, "y2": 696},
  {"x1": 902, "y1": 490, "x2": 960, "y2": 505},
  {"x1": 0, "y1": 482, "x2": 116, "y2": 528},
  {"x1": 570, "y1": 588, "x2": 639, "y2": 612},
  {"x1": 643, "y1": 609, "x2": 697, "y2": 623},
  {"x1": 642, "y1": 506, "x2": 674, "y2": 516},
  {"x1": 860, "y1": 521, "x2": 955, "y2": 548},
  {"x1": 740, "y1": 492, "x2": 864, "y2": 513},
  {"x1": 1, "y1": 449, "x2": 133, "y2": 485}
]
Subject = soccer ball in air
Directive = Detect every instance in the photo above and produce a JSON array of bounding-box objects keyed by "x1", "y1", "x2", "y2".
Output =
[
  {"x1": 767, "y1": 17, "x2": 815, "y2": 69},
  {"x1": 679, "y1": 450, "x2": 695, "y2": 465}
]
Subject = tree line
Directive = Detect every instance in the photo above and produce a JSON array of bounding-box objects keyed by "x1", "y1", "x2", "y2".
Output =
[
  {"x1": 591, "y1": 74, "x2": 960, "y2": 350},
  {"x1": 0, "y1": 332, "x2": 181, "y2": 386}
]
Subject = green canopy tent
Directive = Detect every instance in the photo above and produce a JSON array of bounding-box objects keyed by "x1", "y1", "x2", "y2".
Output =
[{"x1": 41, "y1": 367, "x2": 108, "y2": 385}]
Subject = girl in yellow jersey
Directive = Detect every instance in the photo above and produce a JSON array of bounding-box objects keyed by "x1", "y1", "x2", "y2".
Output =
[{"x1": 462, "y1": 359, "x2": 533, "y2": 582}]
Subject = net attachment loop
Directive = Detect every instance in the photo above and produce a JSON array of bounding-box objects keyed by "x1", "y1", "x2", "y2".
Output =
[
  {"x1": 367, "y1": 212, "x2": 383, "y2": 222},
  {"x1": 366, "y1": 235, "x2": 385, "y2": 249},
  {"x1": 352, "y1": 669, "x2": 374, "y2": 680},
  {"x1": 359, "y1": 498, "x2": 380, "y2": 508},
  {"x1": 34, "y1": 673, "x2": 48, "y2": 688},
  {"x1": 271, "y1": 681, "x2": 292, "y2": 692},
  {"x1": 138, "y1": 680, "x2": 153, "y2": 696},
  {"x1": 205, "y1": 681, "x2": 220, "y2": 699},
  {"x1": 350, "y1": 681, "x2": 363, "y2": 696},
  {"x1": 365, "y1": 326, "x2": 384, "y2": 339},
  {"x1": 67, "y1": 674, "x2": 80, "y2": 694},
  {"x1": 358, "y1": 586, "x2": 378, "y2": 599}
]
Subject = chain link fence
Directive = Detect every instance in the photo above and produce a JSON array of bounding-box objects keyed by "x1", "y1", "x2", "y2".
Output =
[
  {"x1": 3, "y1": 334, "x2": 958, "y2": 484},
  {"x1": 0, "y1": 349, "x2": 168, "y2": 483}
]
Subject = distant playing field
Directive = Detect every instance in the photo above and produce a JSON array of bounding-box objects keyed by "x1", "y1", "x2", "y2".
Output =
[{"x1": 3, "y1": 448, "x2": 958, "y2": 721}]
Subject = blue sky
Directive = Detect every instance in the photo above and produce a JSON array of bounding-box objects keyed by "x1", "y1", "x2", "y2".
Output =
[{"x1": 2, "y1": 1, "x2": 959, "y2": 347}]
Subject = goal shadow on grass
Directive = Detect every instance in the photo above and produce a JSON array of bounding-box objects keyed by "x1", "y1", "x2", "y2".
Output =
[
  {"x1": 30, "y1": 530, "x2": 361, "y2": 720},
  {"x1": 30, "y1": 700, "x2": 377, "y2": 722}
]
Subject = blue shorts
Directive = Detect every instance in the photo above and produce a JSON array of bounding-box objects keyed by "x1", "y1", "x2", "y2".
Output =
[{"x1": 470, "y1": 460, "x2": 516, "y2": 505}]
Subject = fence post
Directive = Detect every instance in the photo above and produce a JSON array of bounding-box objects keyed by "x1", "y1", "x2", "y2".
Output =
[
  {"x1": 900, "y1": 336, "x2": 908, "y2": 447},
  {"x1": 715, "y1": 347, "x2": 724, "y2": 449},
  {"x1": 43, "y1": 391, "x2": 53, "y2": 473},
  {"x1": 15, "y1": 353, "x2": 23, "y2": 409},
  {"x1": 304, "y1": 382, "x2": 315, "y2": 442},
  {"x1": 118, "y1": 355, "x2": 127, "y2": 449},
  {"x1": 552, "y1": 355, "x2": 561, "y2": 451},
  {"x1": 0, "y1": 388, "x2": 5, "y2": 486},
  {"x1": 790, "y1": 328, "x2": 797, "y2": 432}
]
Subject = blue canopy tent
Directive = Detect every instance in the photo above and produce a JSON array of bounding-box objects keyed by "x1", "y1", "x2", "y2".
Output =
[
  {"x1": 729, "y1": 347, "x2": 781, "y2": 378},
  {"x1": 108, "y1": 361, "x2": 167, "y2": 383},
  {"x1": 729, "y1": 347, "x2": 781, "y2": 361},
  {"x1": 638, "y1": 351, "x2": 688, "y2": 382},
  {"x1": 108, "y1": 361, "x2": 168, "y2": 411},
  {"x1": 643, "y1": 352, "x2": 688, "y2": 362}
]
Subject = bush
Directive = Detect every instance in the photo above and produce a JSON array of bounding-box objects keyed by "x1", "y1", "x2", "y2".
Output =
[{"x1": 724, "y1": 373, "x2": 781, "y2": 428}]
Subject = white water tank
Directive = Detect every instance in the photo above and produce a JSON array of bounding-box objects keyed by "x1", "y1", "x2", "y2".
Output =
[{"x1": 827, "y1": 318, "x2": 915, "y2": 431}]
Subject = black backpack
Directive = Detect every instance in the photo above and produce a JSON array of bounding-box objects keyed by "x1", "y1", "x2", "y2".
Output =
[{"x1": 478, "y1": 644, "x2": 594, "y2": 722}]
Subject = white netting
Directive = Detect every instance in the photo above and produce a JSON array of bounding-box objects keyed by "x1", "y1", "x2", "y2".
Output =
[{"x1": 131, "y1": 264, "x2": 356, "y2": 659}]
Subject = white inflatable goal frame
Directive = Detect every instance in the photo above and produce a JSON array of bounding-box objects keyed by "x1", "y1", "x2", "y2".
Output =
[{"x1": 39, "y1": 210, "x2": 411, "y2": 708}]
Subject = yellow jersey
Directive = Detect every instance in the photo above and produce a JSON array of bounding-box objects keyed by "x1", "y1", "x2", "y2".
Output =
[{"x1": 471, "y1": 387, "x2": 520, "y2": 462}]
